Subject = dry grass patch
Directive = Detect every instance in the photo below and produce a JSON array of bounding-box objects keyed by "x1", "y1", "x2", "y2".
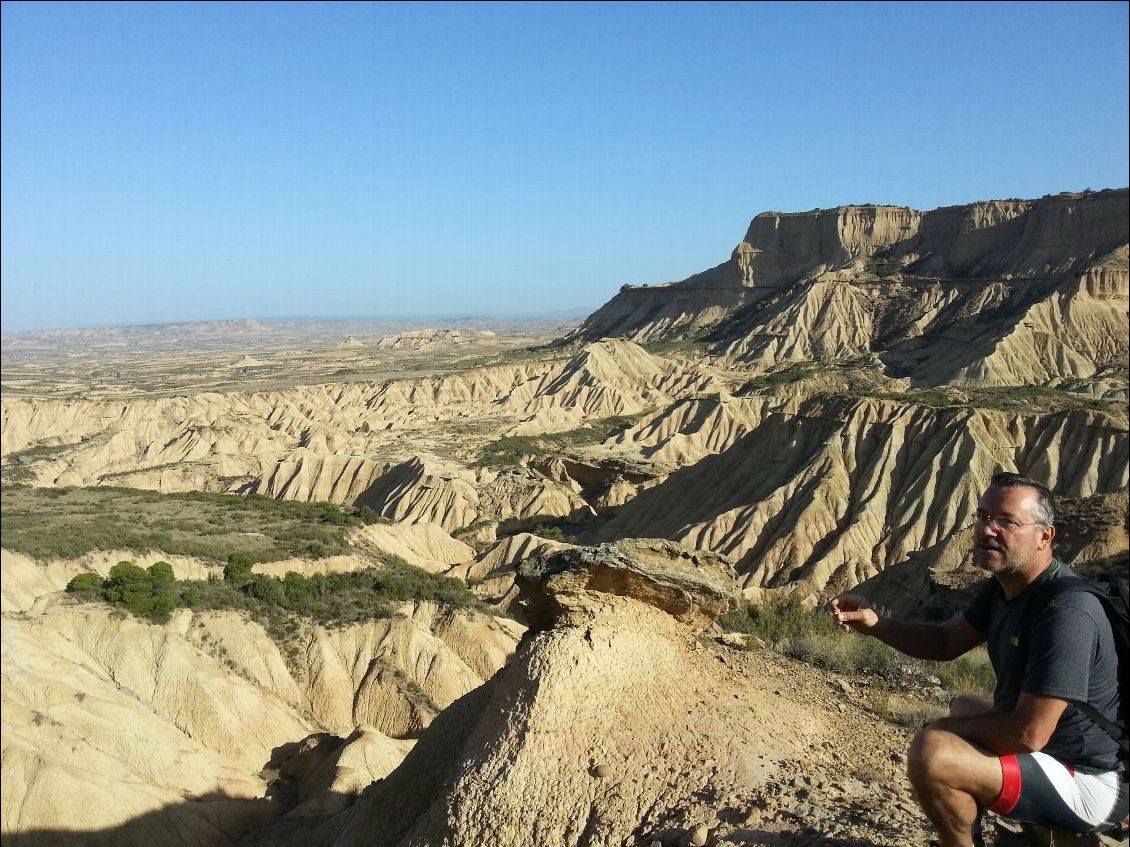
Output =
[{"x1": 1, "y1": 485, "x2": 364, "y2": 562}]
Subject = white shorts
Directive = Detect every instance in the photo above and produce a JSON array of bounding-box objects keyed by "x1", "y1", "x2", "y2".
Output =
[{"x1": 990, "y1": 752, "x2": 1128, "y2": 832}]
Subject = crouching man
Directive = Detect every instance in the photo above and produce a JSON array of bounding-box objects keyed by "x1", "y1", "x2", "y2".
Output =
[{"x1": 829, "y1": 473, "x2": 1126, "y2": 847}]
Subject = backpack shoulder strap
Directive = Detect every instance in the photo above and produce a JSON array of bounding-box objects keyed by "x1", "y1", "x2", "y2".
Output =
[{"x1": 1021, "y1": 576, "x2": 1128, "y2": 754}]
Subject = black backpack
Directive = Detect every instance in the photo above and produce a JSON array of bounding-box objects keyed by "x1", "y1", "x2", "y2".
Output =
[{"x1": 1022, "y1": 574, "x2": 1129, "y2": 758}]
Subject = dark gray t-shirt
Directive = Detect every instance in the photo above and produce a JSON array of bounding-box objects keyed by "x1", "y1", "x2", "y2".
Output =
[{"x1": 963, "y1": 560, "x2": 1122, "y2": 773}]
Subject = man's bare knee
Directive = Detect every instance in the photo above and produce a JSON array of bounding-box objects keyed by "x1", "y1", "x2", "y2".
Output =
[
  {"x1": 948, "y1": 694, "x2": 993, "y2": 718},
  {"x1": 907, "y1": 726, "x2": 1003, "y2": 806},
  {"x1": 908, "y1": 726, "x2": 951, "y2": 781}
]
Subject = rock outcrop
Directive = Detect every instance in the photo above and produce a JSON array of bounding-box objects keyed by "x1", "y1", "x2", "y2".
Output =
[
  {"x1": 239, "y1": 539, "x2": 938, "y2": 847},
  {"x1": 563, "y1": 190, "x2": 1129, "y2": 388},
  {"x1": 515, "y1": 538, "x2": 736, "y2": 633},
  {"x1": 239, "y1": 541, "x2": 777, "y2": 847},
  {"x1": 446, "y1": 531, "x2": 574, "y2": 611},
  {"x1": 375, "y1": 329, "x2": 492, "y2": 351}
]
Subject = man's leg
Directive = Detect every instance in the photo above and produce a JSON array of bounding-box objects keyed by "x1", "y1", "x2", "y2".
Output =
[{"x1": 908, "y1": 726, "x2": 1004, "y2": 847}]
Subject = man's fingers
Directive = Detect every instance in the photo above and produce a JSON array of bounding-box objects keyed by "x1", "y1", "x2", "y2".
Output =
[{"x1": 833, "y1": 609, "x2": 873, "y2": 629}]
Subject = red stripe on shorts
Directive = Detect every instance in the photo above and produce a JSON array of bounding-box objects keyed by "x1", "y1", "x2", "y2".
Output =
[{"x1": 991, "y1": 754, "x2": 1022, "y2": 814}]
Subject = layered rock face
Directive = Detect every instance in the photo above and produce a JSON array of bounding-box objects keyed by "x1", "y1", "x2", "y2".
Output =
[
  {"x1": 598, "y1": 396, "x2": 1128, "y2": 598},
  {"x1": 731, "y1": 205, "x2": 923, "y2": 290},
  {"x1": 515, "y1": 538, "x2": 737, "y2": 632},
  {"x1": 564, "y1": 190, "x2": 1129, "y2": 387}
]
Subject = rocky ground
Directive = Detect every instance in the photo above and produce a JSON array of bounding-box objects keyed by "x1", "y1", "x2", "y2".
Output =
[
  {"x1": 637, "y1": 639, "x2": 1125, "y2": 847},
  {"x1": 671, "y1": 640, "x2": 936, "y2": 847}
]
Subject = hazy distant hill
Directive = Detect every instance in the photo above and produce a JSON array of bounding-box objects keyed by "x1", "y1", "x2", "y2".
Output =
[{"x1": 0, "y1": 315, "x2": 586, "y2": 355}]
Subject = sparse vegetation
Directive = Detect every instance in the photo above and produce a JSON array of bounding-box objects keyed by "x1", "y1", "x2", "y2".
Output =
[
  {"x1": 63, "y1": 554, "x2": 487, "y2": 642},
  {"x1": 720, "y1": 596, "x2": 995, "y2": 698},
  {"x1": 526, "y1": 522, "x2": 584, "y2": 544},
  {"x1": 742, "y1": 361, "x2": 824, "y2": 389},
  {"x1": 475, "y1": 414, "x2": 644, "y2": 467},
  {"x1": 865, "y1": 256, "x2": 904, "y2": 278},
  {"x1": 639, "y1": 338, "x2": 709, "y2": 357},
  {"x1": 0, "y1": 486, "x2": 375, "y2": 562},
  {"x1": 741, "y1": 357, "x2": 883, "y2": 392},
  {"x1": 738, "y1": 359, "x2": 1123, "y2": 417},
  {"x1": 2, "y1": 441, "x2": 84, "y2": 484},
  {"x1": 452, "y1": 519, "x2": 496, "y2": 539},
  {"x1": 861, "y1": 385, "x2": 1121, "y2": 415},
  {"x1": 865, "y1": 691, "x2": 947, "y2": 729}
]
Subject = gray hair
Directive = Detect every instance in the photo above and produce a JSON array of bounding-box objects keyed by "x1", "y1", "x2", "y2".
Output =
[{"x1": 989, "y1": 472, "x2": 1056, "y2": 526}]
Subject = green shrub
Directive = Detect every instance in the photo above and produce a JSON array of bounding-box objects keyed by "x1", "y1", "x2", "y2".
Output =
[
  {"x1": 101, "y1": 560, "x2": 178, "y2": 624},
  {"x1": 103, "y1": 562, "x2": 152, "y2": 601},
  {"x1": 247, "y1": 575, "x2": 287, "y2": 604},
  {"x1": 355, "y1": 506, "x2": 387, "y2": 525},
  {"x1": 66, "y1": 572, "x2": 104, "y2": 593},
  {"x1": 148, "y1": 561, "x2": 175, "y2": 586},
  {"x1": 224, "y1": 552, "x2": 254, "y2": 583},
  {"x1": 531, "y1": 524, "x2": 566, "y2": 542},
  {"x1": 718, "y1": 595, "x2": 836, "y2": 642},
  {"x1": 65, "y1": 551, "x2": 487, "y2": 645},
  {"x1": 283, "y1": 571, "x2": 310, "y2": 597},
  {"x1": 475, "y1": 415, "x2": 644, "y2": 467}
]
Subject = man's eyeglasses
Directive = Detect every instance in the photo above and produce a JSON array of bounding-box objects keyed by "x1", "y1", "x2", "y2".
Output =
[{"x1": 971, "y1": 511, "x2": 1043, "y2": 531}]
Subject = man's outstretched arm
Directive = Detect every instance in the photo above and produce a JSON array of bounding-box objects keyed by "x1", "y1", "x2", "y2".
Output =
[{"x1": 829, "y1": 593, "x2": 986, "y2": 661}]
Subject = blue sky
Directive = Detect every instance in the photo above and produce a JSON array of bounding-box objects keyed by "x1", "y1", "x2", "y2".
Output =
[{"x1": 2, "y1": 1, "x2": 1127, "y2": 333}]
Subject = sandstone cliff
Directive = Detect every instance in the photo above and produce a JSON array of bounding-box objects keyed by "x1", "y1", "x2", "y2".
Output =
[{"x1": 564, "y1": 190, "x2": 1129, "y2": 387}]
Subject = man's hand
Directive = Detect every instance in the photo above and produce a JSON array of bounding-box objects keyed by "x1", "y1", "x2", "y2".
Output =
[
  {"x1": 827, "y1": 594, "x2": 984, "y2": 660},
  {"x1": 828, "y1": 593, "x2": 879, "y2": 632}
]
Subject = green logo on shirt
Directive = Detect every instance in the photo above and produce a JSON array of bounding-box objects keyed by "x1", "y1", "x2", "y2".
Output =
[{"x1": 1010, "y1": 635, "x2": 1020, "y2": 647}]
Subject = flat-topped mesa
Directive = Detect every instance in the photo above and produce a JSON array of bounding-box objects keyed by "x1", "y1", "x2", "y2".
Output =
[
  {"x1": 563, "y1": 188, "x2": 1129, "y2": 347},
  {"x1": 515, "y1": 538, "x2": 737, "y2": 633}
]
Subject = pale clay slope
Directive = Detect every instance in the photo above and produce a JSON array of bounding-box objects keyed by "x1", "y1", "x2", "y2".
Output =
[
  {"x1": 6, "y1": 375, "x2": 1124, "y2": 609},
  {"x1": 2, "y1": 540, "x2": 523, "y2": 845},
  {"x1": 0, "y1": 341, "x2": 712, "y2": 533},
  {"x1": 2, "y1": 605, "x2": 306, "y2": 842},
  {"x1": 1, "y1": 551, "x2": 518, "y2": 739},
  {"x1": 599, "y1": 396, "x2": 1128, "y2": 598},
  {"x1": 241, "y1": 540, "x2": 935, "y2": 847}
]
